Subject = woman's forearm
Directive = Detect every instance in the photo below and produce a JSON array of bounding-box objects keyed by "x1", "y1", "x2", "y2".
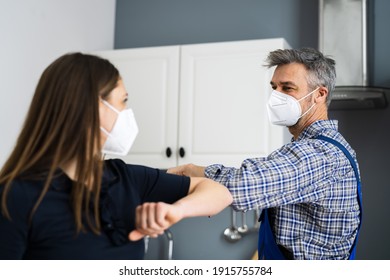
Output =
[{"x1": 128, "y1": 177, "x2": 232, "y2": 241}]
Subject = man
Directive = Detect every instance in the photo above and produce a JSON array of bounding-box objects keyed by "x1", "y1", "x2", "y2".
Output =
[{"x1": 168, "y1": 48, "x2": 362, "y2": 260}]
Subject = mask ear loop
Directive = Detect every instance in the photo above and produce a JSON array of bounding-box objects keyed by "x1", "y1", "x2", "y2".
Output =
[
  {"x1": 100, "y1": 126, "x2": 110, "y2": 136},
  {"x1": 99, "y1": 99, "x2": 117, "y2": 159},
  {"x1": 300, "y1": 102, "x2": 316, "y2": 118},
  {"x1": 99, "y1": 98, "x2": 121, "y2": 134},
  {"x1": 100, "y1": 98, "x2": 121, "y2": 114},
  {"x1": 297, "y1": 87, "x2": 320, "y2": 102},
  {"x1": 298, "y1": 87, "x2": 319, "y2": 118}
]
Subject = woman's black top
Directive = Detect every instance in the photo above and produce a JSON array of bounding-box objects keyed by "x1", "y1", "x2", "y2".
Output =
[{"x1": 0, "y1": 159, "x2": 190, "y2": 259}]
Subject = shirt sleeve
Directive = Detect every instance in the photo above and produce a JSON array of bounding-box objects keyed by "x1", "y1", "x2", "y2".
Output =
[
  {"x1": 0, "y1": 183, "x2": 31, "y2": 259},
  {"x1": 143, "y1": 168, "x2": 191, "y2": 204},
  {"x1": 205, "y1": 140, "x2": 339, "y2": 211},
  {"x1": 124, "y1": 163, "x2": 191, "y2": 204}
]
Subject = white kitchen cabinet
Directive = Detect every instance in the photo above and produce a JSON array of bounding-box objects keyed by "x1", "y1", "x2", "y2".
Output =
[{"x1": 94, "y1": 38, "x2": 290, "y2": 169}]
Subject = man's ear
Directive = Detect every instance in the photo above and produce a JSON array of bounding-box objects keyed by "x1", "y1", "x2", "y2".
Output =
[{"x1": 315, "y1": 86, "x2": 328, "y2": 104}]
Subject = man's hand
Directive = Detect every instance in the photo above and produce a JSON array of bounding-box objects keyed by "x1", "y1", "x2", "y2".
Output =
[{"x1": 167, "y1": 163, "x2": 206, "y2": 177}]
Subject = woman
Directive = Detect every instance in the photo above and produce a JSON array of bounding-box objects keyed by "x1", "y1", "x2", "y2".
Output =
[{"x1": 0, "y1": 53, "x2": 232, "y2": 259}]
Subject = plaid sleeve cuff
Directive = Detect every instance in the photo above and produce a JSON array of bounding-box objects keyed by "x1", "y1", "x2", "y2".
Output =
[{"x1": 204, "y1": 164, "x2": 223, "y2": 179}]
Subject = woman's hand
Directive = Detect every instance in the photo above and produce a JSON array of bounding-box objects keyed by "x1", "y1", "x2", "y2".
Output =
[{"x1": 128, "y1": 202, "x2": 183, "y2": 241}]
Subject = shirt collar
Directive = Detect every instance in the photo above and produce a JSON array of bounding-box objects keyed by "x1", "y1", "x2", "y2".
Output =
[
  {"x1": 50, "y1": 170, "x2": 72, "y2": 191},
  {"x1": 292, "y1": 119, "x2": 339, "y2": 142},
  {"x1": 101, "y1": 161, "x2": 118, "y2": 186}
]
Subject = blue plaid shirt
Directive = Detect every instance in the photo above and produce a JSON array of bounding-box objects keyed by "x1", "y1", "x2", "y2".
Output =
[{"x1": 205, "y1": 120, "x2": 361, "y2": 259}]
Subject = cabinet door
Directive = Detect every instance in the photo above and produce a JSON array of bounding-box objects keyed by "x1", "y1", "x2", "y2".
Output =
[
  {"x1": 93, "y1": 46, "x2": 180, "y2": 168},
  {"x1": 179, "y1": 38, "x2": 290, "y2": 167}
]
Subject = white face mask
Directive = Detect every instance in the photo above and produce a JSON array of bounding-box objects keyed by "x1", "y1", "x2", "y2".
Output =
[
  {"x1": 267, "y1": 87, "x2": 319, "y2": 126},
  {"x1": 100, "y1": 99, "x2": 139, "y2": 156}
]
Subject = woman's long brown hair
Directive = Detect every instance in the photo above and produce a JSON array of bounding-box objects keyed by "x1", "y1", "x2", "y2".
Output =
[{"x1": 0, "y1": 53, "x2": 119, "y2": 234}]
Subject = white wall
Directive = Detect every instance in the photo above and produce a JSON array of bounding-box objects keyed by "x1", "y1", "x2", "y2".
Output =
[{"x1": 0, "y1": 0, "x2": 116, "y2": 167}]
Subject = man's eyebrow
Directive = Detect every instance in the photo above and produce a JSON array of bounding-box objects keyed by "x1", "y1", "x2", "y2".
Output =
[{"x1": 270, "y1": 81, "x2": 297, "y2": 87}]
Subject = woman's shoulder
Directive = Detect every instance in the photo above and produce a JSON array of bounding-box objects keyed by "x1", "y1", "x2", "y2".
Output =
[
  {"x1": 104, "y1": 158, "x2": 158, "y2": 175},
  {"x1": 103, "y1": 159, "x2": 171, "y2": 189},
  {"x1": 0, "y1": 178, "x2": 40, "y2": 221},
  {"x1": 1, "y1": 178, "x2": 42, "y2": 197}
]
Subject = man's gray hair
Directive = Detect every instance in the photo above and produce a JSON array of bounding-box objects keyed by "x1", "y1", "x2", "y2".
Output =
[{"x1": 265, "y1": 48, "x2": 336, "y2": 106}]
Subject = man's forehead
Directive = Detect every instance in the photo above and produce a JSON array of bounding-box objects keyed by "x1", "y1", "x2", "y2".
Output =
[{"x1": 271, "y1": 64, "x2": 307, "y2": 85}]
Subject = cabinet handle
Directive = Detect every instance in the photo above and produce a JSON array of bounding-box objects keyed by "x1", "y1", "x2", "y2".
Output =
[
  {"x1": 179, "y1": 147, "x2": 185, "y2": 158},
  {"x1": 166, "y1": 147, "x2": 172, "y2": 158}
]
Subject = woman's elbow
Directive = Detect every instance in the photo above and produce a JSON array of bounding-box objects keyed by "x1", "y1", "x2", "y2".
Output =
[{"x1": 225, "y1": 188, "x2": 233, "y2": 206}]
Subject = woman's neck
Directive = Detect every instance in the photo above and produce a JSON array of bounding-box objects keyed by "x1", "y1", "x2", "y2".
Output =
[{"x1": 60, "y1": 160, "x2": 78, "y2": 181}]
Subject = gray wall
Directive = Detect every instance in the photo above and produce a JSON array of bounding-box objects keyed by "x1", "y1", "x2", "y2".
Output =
[
  {"x1": 370, "y1": 0, "x2": 390, "y2": 88},
  {"x1": 114, "y1": 0, "x2": 390, "y2": 259},
  {"x1": 329, "y1": 105, "x2": 390, "y2": 260},
  {"x1": 332, "y1": 0, "x2": 390, "y2": 260},
  {"x1": 114, "y1": 0, "x2": 318, "y2": 49}
]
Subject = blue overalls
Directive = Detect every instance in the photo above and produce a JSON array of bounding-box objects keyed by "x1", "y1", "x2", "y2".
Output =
[{"x1": 257, "y1": 135, "x2": 363, "y2": 260}]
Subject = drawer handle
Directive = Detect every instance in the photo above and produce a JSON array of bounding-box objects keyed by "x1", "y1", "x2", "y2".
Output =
[
  {"x1": 166, "y1": 147, "x2": 172, "y2": 158},
  {"x1": 179, "y1": 147, "x2": 185, "y2": 158}
]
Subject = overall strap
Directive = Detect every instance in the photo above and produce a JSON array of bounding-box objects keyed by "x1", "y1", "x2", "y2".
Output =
[
  {"x1": 257, "y1": 209, "x2": 286, "y2": 260},
  {"x1": 316, "y1": 135, "x2": 363, "y2": 260}
]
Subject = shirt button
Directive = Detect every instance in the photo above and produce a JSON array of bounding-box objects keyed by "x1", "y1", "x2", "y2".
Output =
[{"x1": 106, "y1": 223, "x2": 113, "y2": 229}]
